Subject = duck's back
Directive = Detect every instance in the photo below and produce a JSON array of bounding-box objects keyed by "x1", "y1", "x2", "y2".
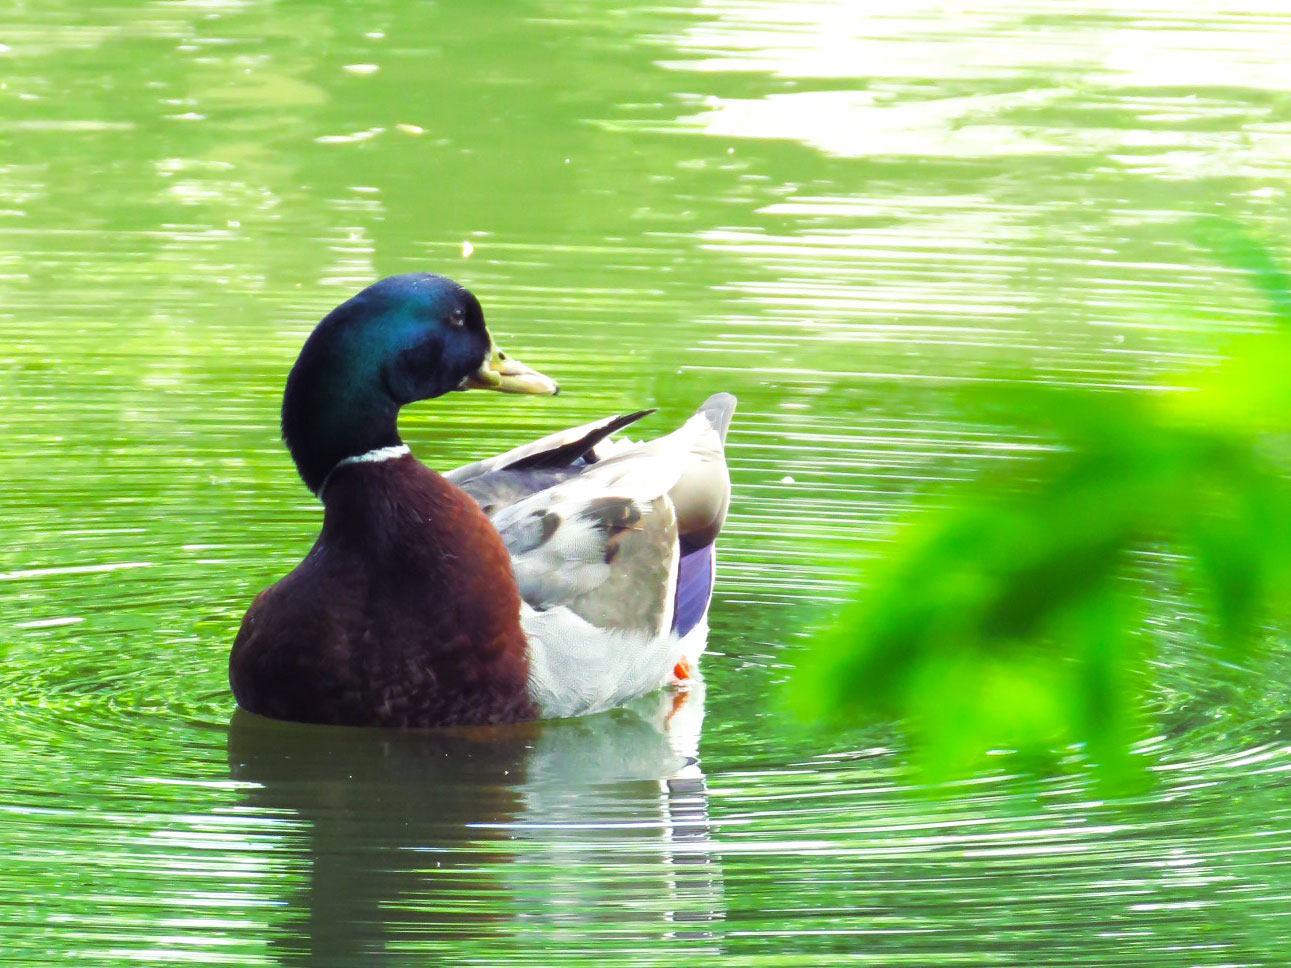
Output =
[
  {"x1": 454, "y1": 394, "x2": 737, "y2": 719},
  {"x1": 229, "y1": 456, "x2": 536, "y2": 727}
]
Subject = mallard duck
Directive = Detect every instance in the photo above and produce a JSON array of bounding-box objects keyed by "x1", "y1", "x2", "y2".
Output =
[{"x1": 229, "y1": 273, "x2": 735, "y2": 728}]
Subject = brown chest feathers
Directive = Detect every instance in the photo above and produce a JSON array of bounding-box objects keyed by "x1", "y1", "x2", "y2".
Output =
[{"x1": 229, "y1": 456, "x2": 536, "y2": 727}]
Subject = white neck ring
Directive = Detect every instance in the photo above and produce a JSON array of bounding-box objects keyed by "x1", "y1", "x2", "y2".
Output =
[{"x1": 317, "y1": 444, "x2": 411, "y2": 497}]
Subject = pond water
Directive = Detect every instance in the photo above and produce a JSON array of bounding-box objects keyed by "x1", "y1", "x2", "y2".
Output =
[{"x1": 4, "y1": 1, "x2": 1291, "y2": 965}]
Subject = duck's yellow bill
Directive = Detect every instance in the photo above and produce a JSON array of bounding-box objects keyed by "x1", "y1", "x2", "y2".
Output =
[{"x1": 462, "y1": 339, "x2": 559, "y2": 396}]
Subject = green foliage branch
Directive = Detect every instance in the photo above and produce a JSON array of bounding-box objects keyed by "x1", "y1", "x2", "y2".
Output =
[{"x1": 789, "y1": 221, "x2": 1291, "y2": 791}]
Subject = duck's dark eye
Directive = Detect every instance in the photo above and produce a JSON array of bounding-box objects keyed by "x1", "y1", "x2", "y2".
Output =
[{"x1": 449, "y1": 307, "x2": 466, "y2": 328}]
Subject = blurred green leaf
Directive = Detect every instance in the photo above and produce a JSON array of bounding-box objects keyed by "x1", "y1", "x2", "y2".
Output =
[{"x1": 789, "y1": 221, "x2": 1291, "y2": 795}]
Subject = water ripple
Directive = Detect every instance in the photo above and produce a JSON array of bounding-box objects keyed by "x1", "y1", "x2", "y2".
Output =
[{"x1": 3, "y1": 0, "x2": 1291, "y2": 964}]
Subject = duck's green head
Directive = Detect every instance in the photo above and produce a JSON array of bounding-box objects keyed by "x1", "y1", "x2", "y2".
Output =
[{"x1": 281, "y1": 273, "x2": 557, "y2": 494}]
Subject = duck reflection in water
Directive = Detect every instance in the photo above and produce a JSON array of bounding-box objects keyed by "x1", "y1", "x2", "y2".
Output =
[{"x1": 226, "y1": 681, "x2": 723, "y2": 965}]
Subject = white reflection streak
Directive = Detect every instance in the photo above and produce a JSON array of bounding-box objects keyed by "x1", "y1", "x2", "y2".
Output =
[
  {"x1": 484, "y1": 682, "x2": 725, "y2": 943},
  {"x1": 662, "y1": 0, "x2": 1291, "y2": 169}
]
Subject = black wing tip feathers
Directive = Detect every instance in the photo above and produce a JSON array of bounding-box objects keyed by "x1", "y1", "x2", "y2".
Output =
[{"x1": 506, "y1": 408, "x2": 656, "y2": 472}]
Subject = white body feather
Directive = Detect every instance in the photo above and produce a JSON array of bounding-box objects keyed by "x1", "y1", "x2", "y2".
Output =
[{"x1": 524, "y1": 609, "x2": 708, "y2": 719}]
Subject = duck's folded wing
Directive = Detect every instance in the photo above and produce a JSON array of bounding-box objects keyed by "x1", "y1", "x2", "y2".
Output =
[
  {"x1": 488, "y1": 402, "x2": 735, "y2": 718},
  {"x1": 489, "y1": 453, "x2": 687, "y2": 637},
  {"x1": 489, "y1": 455, "x2": 686, "y2": 719},
  {"x1": 489, "y1": 397, "x2": 734, "y2": 632}
]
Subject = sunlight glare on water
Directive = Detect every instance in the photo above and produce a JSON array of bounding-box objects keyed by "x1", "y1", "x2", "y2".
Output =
[{"x1": 3, "y1": 0, "x2": 1291, "y2": 965}]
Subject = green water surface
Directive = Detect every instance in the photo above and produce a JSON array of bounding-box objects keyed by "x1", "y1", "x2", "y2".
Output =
[{"x1": 4, "y1": 1, "x2": 1291, "y2": 965}]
